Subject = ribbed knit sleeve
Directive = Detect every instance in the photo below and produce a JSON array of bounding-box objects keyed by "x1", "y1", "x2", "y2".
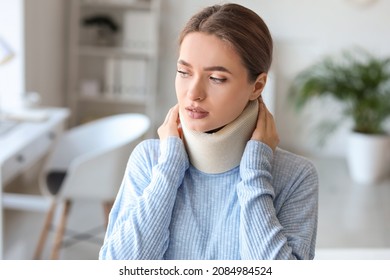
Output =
[
  {"x1": 238, "y1": 140, "x2": 318, "y2": 260},
  {"x1": 99, "y1": 137, "x2": 189, "y2": 260}
]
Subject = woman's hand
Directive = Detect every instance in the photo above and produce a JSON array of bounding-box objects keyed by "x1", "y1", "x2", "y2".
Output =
[
  {"x1": 251, "y1": 98, "x2": 279, "y2": 151},
  {"x1": 158, "y1": 104, "x2": 183, "y2": 140}
]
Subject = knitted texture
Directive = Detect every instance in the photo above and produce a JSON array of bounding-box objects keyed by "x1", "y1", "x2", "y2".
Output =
[{"x1": 99, "y1": 137, "x2": 318, "y2": 260}]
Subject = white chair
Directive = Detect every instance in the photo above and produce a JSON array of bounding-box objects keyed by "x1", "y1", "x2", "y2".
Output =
[{"x1": 33, "y1": 113, "x2": 150, "y2": 259}]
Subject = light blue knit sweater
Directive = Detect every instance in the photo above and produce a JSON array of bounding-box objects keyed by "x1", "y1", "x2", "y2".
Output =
[{"x1": 99, "y1": 137, "x2": 318, "y2": 260}]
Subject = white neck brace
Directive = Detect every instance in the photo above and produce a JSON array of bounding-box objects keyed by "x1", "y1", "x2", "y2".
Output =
[{"x1": 181, "y1": 100, "x2": 258, "y2": 174}]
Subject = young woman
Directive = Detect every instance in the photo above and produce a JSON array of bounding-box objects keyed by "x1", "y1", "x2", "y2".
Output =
[{"x1": 99, "y1": 3, "x2": 318, "y2": 260}]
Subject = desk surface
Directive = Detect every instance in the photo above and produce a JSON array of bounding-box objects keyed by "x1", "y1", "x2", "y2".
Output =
[
  {"x1": 0, "y1": 108, "x2": 70, "y2": 176},
  {"x1": 310, "y1": 157, "x2": 390, "y2": 249}
]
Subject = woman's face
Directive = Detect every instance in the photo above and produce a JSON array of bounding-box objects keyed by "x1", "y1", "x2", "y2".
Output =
[{"x1": 176, "y1": 32, "x2": 264, "y2": 132}]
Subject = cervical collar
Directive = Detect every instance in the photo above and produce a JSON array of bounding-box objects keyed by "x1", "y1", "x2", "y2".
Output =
[{"x1": 181, "y1": 100, "x2": 258, "y2": 174}]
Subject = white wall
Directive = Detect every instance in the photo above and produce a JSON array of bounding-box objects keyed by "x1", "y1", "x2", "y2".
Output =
[{"x1": 24, "y1": 0, "x2": 67, "y2": 107}]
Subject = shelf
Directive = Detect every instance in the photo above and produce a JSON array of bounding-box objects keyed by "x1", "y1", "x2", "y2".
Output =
[
  {"x1": 80, "y1": 0, "x2": 151, "y2": 10},
  {"x1": 78, "y1": 45, "x2": 154, "y2": 59},
  {"x1": 78, "y1": 93, "x2": 147, "y2": 105},
  {"x1": 67, "y1": 0, "x2": 160, "y2": 126}
]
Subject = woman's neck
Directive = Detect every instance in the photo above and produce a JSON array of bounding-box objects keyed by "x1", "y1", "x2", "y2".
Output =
[{"x1": 180, "y1": 100, "x2": 258, "y2": 174}]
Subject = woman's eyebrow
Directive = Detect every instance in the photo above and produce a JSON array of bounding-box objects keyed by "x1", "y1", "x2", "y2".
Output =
[
  {"x1": 177, "y1": 59, "x2": 232, "y2": 74},
  {"x1": 177, "y1": 59, "x2": 191, "y2": 67},
  {"x1": 203, "y1": 66, "x2": 232, "y2": 74}
]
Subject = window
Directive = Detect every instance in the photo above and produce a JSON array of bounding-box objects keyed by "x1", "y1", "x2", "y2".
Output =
[{"x1": 0, "y1": 0, "x2": 24, "y2": 112}]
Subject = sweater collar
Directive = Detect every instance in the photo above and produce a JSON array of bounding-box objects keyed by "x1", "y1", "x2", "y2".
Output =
[{"x1": 180, "y1": 100, "x2": 258, "y2": 174}]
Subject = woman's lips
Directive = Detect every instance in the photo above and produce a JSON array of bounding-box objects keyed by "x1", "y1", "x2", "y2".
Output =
[{"x1": 185, "y1": 106, "x2": 209, "y2": 119}]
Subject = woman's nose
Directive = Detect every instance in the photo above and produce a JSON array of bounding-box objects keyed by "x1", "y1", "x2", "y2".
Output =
[{"x1": 188, "y1": 78, "x2": 206, "y2": 101}]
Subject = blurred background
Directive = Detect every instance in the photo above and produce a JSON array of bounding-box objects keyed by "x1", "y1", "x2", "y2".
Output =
[{"x1": 0, "y1": 0, "x2": 389, "y2": 259}]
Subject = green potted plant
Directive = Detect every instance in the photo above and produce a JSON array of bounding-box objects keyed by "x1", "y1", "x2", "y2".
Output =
[{"x1": 289, "y1": 48, "x2": 390, "y2": 184}]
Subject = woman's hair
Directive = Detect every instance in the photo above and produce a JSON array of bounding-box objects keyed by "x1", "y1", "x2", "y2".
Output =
[{"x1": 179, "y1": 3, "x2": 273, "y2": 82}]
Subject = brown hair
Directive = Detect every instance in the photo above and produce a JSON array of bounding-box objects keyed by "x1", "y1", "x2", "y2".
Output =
[{"x1": 179, "y1": 3, "x2": 273, "y2": 82}]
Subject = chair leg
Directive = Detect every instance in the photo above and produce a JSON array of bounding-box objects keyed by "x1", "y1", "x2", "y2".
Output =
[
  {"x1": 50, "y1": 200, "x2": 71, "y2": 260},
  {"x1": 103, "y1": 201, "x2": 114, "y2": 228},
  {"x1": 33, "y1": 200, "x2": 57, "y2": 260}
]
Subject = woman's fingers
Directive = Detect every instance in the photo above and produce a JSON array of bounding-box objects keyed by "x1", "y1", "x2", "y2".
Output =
[
  {"x1": 158, "y1": 104, "x2": 181, "y2": 140},
  {"x1": 251, "y1": 98, "x2": 279, "y2": 151}
]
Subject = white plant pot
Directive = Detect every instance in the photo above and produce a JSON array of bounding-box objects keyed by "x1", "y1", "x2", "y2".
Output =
[{"x1": 346, "y1": 132, "x2": 390, "y2": 184}]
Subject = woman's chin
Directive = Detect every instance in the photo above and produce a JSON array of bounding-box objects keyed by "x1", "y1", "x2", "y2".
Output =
[
  {"x1": 181, "y1": 115, "x2": 225, "y2": 133},
  {"x1": 186, "y1": 123, "x2": 223, "y2": 134}
]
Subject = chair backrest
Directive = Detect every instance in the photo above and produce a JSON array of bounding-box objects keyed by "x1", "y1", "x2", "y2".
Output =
[{"x1": 39, "y1": 113, "x2": 150, "y2": 200}]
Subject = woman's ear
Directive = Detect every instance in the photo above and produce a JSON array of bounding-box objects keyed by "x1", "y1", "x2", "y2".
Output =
[{"x1": 249, "y1": 73, "x2": 267, "y2": 100}]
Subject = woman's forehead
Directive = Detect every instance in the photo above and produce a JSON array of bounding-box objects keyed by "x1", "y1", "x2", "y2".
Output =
[{"x1": 178, "y1": 32, "x2": 241, "y2": 69}]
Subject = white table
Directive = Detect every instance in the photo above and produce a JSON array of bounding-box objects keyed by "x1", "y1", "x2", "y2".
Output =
[{"x1": 0, "y1": 107, "x2": 70, "y2": 259}]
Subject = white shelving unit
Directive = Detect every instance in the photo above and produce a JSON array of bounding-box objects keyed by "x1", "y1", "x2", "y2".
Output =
[{"x1": 66, "y1": 0, "x2": 160, "y2": 128}]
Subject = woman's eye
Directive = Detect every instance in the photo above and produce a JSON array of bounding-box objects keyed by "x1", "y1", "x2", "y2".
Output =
[
  {"x1": 210, "y1": 76, "x2": 227, "y2": 83},
  {"x1": 177, "y1": 70, "x2": 189, "y2": 78}
]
